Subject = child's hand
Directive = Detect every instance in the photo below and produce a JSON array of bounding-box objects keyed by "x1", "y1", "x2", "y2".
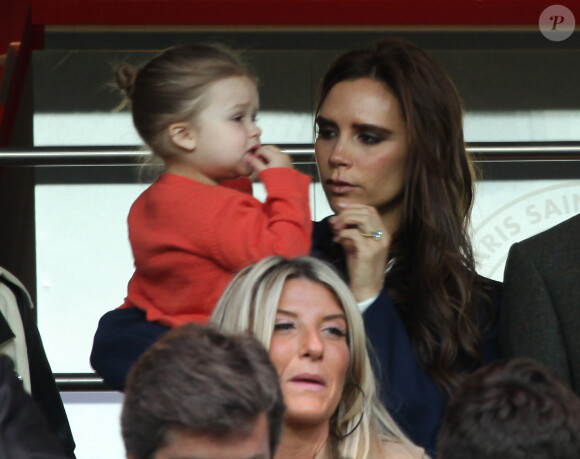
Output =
[{"x1": 245, "y1": 145, "x2": 294, "y2": 173}]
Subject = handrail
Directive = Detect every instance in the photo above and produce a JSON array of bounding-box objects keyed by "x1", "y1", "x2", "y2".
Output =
[
  {"x1": 0, "y1": 146, "x2": 315, "y2": 166},
  {"x1": 55, "y1": 373, "x2": 109, "y2": 392},
  {"x1": 2, "y1": 143, "x2": 580, "y2": 166},
  {"x1": 10, "y1": 142, "x2": 580, "y2": 392}
]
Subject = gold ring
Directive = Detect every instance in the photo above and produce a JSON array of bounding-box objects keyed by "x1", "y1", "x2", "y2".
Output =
[{"x1": 361, "y1": 230, "x2": 383, "y2": 240}]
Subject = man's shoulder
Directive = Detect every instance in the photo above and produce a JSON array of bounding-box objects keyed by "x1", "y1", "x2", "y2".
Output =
[{"x1": 515, "y1": 213, "x2": 580, "y2": 253}]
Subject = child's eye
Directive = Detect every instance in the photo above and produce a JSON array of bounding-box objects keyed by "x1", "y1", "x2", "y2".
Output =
[{"x1": 232, "y1": 114, "x2": 244, "y2": 122}]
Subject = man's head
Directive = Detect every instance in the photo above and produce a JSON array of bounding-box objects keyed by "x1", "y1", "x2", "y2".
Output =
[
  {"x1": 438, "y1": 358, "x2": 580, "y2": 459},
  {"x1": 121, "y1": 323, "x2": 285, "y2": 459}
]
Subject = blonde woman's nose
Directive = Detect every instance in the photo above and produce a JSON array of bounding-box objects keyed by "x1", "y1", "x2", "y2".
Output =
[{"x1": 300, "y1": 329, "x2": 324, "y2": 360}]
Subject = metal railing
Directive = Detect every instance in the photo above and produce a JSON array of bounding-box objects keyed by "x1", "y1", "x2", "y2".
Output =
[
  {"x1": 55, "y1": 374, "x2": 110, "y2": 392},
  {"x1": 3, "y1": 142, "x2": 580, "y2": 391},
  {"x1": 2, "y1": 143, "x2": 580, "y2": 166}
]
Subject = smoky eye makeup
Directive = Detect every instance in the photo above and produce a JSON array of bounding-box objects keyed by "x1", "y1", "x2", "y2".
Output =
[{"x1": 315, "y1": 117, "x2": 338, "y2": 140}]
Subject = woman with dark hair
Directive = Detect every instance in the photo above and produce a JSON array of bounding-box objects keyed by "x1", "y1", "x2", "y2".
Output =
[{"x1": 311, "y1": 38, "x2": 501, "y2": 455}]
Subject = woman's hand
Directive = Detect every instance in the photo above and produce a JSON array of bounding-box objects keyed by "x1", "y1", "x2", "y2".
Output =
[
  {"x1": 245, "y1": 145, "x2": 294, "y2": 173},
  {"x1": 330, "y1": 203, "x2": 391, "y2": 302}
]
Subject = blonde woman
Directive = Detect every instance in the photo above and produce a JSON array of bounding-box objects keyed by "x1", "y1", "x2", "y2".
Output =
[{"x1": 211, "y1": 256, "x2": 426, "y2": 459}]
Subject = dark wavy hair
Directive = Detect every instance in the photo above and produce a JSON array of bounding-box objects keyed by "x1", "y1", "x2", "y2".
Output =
[{"x1": 316, "y1": 38, "x2": 494, "y2": 393}]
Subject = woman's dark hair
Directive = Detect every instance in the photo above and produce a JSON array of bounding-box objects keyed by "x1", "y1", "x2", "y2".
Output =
[{"x1": 316, "y1": 38, "x2": 494, "y2": 393}]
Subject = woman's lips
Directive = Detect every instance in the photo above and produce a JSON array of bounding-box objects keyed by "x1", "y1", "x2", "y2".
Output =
[
  {"x1": 290, "y1": 373, "x2": 326, "y2": 390},
  {"x1": 326, "y1": 179, "x2": 355, "y2": 195}
]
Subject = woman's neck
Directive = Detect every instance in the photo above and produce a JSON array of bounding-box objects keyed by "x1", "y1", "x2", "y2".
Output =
[
  {"x1": 275, "y1": 422, "x2": 331, "y2": 459},
  {"x1": 379, "y1": 204, "x2": 403, "y2": 241}
]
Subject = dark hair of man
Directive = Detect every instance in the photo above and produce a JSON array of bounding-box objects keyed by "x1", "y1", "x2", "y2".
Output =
[
  {"x1": 121, "y1": 323, "x2": 285, "y2": 459},
  {"x1": 316, "y1": 37, "x2": 495, "y2": 393},
  {"x1": 438, "y1": 358, "x2": 580, "y2": 459}
]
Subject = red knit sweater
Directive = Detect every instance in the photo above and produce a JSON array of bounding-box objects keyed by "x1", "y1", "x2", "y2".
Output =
[{"x1": 121, "y1": 168, "x2": 312, "y2": 327}]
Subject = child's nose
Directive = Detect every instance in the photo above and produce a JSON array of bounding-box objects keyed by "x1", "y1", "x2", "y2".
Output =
[{"x1": 249, "y1": 122, "x2": 261, "y2": 138}]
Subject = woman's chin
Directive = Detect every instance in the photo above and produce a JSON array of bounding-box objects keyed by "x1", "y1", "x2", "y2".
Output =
[
  {"x1": 328, "y1": 196, "x2": 360, "y2": 212},
  {"x1": 284, "y1": 409, "x2": 330, "y2": 428},
  {"x1": 283, "y1": 399, "x2": 337, "y2": 428}
]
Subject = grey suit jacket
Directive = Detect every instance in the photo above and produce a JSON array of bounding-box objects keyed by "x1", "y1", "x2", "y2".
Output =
[{"x1": 500, "y1": 213, "x2": 580, "y2": 394}]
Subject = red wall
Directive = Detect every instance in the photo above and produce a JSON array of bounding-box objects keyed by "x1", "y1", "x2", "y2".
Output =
[{"x1": 28, "y1": 0, "x2": 556, "y2": 26}]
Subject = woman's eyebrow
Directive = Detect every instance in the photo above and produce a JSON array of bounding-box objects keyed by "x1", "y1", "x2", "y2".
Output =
[
  {"x1": 275, "y1": 309, "x2": 297, "y2": 317},
  {"x1": 352, "y1": 123, "x2": 392, "y2": 135},
  {"x1": 315, "y1": 115, "x2": 336, "y2": 127},
  {"x1": 323, "y1": 314, "x2": 347, "y2": 322},
  {"x1": 275, "y1": 310, "x2": 346, "y2": 322}
]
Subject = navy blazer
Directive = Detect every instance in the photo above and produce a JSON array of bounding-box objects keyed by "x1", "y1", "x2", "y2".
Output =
[
  {"x1": 501, "y1": 213, "x2": 580, "y2": 395},
  {"x1": 312, "y1": 217, "x2": 501, "y2": 457}
]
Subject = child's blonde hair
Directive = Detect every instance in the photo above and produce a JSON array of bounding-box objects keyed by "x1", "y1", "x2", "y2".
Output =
[{"x1": 116, "y1": 44, "x2": 256, "y2": 158}]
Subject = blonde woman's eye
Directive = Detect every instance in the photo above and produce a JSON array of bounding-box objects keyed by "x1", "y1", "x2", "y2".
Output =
[
  {"x1": 325, "y1": 326, "x2": 347, "y2": 337},
  {"x1": 274, "y1": 322, "x2": 294, "y2": 332}
]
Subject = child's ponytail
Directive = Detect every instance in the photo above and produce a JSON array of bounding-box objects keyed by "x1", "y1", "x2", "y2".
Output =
[{"x1": 114, "y1": 64, "x2": 140, "y2": 111}]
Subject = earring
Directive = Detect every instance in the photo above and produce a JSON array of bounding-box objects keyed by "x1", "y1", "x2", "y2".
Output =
[{"x1": 333, "y1": 383, "x2": 367, "y2": 439}]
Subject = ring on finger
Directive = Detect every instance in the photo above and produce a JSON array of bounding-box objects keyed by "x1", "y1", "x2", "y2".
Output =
[{"x1": 361, "y1": 230, "x2": 383, "y2": 240}]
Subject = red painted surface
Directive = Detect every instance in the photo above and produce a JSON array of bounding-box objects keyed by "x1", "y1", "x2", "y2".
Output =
[
  {"x1": 0, "y1": 0, "x2": 29, "y2": 63},
  {"x1": 28, "y1": 0, "x2": 556, "y2": 26},
  {"x1": 0, "y1": 19, "x2": 44, "y2": 146}
]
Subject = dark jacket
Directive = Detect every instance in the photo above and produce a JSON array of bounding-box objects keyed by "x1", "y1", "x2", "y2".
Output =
[
  {"x1": 501, "y1": 213, "x2": 580, "y2": 394},
  {"x1": 0, "y1": 267, "x2": 75, "y2": 457},
  {"x1": 0, "y1": 355, "x2": 68, "y2": 459}
]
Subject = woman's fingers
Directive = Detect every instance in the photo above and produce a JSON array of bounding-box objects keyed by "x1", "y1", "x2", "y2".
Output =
[
  {"x1": 330, "y1": 205, "x2": 388, "y2": 243},
  {"x1": 330, "y1": 205, "x2": 392, "y2": 302},
  {"x1": 332, "y1": 227, "x2": 390, "y2": 259},
  {"x1": 333, "y1": 227, "x2": 389, "y2": 302}
]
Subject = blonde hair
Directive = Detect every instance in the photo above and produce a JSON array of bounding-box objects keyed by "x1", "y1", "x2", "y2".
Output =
[
  {"x1": 116, "y1": 43, "x2": 255, "y2": 159},
  {"x1": 211, "y1": 256, "x2": 416, "y2": 458}
]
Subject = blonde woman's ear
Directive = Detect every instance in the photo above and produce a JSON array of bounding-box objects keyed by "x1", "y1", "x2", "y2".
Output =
[{"x1": 168, "y1": 122, "x2": 196, "y2": 152}]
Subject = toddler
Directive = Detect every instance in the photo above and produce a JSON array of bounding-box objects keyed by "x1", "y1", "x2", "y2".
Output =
[{"x1": 91, "y1": 44, "x2": 311, "y2": 389}]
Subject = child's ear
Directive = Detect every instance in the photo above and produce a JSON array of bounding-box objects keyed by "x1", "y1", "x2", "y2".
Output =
[{"x1": 168, "y1": 122, "x2": 196, "y2": 152}]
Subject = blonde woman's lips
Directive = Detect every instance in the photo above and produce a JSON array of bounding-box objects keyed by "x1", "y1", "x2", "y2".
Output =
[{"x1": 289, "y1": 373, "x2": 326, "y2": 390}]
